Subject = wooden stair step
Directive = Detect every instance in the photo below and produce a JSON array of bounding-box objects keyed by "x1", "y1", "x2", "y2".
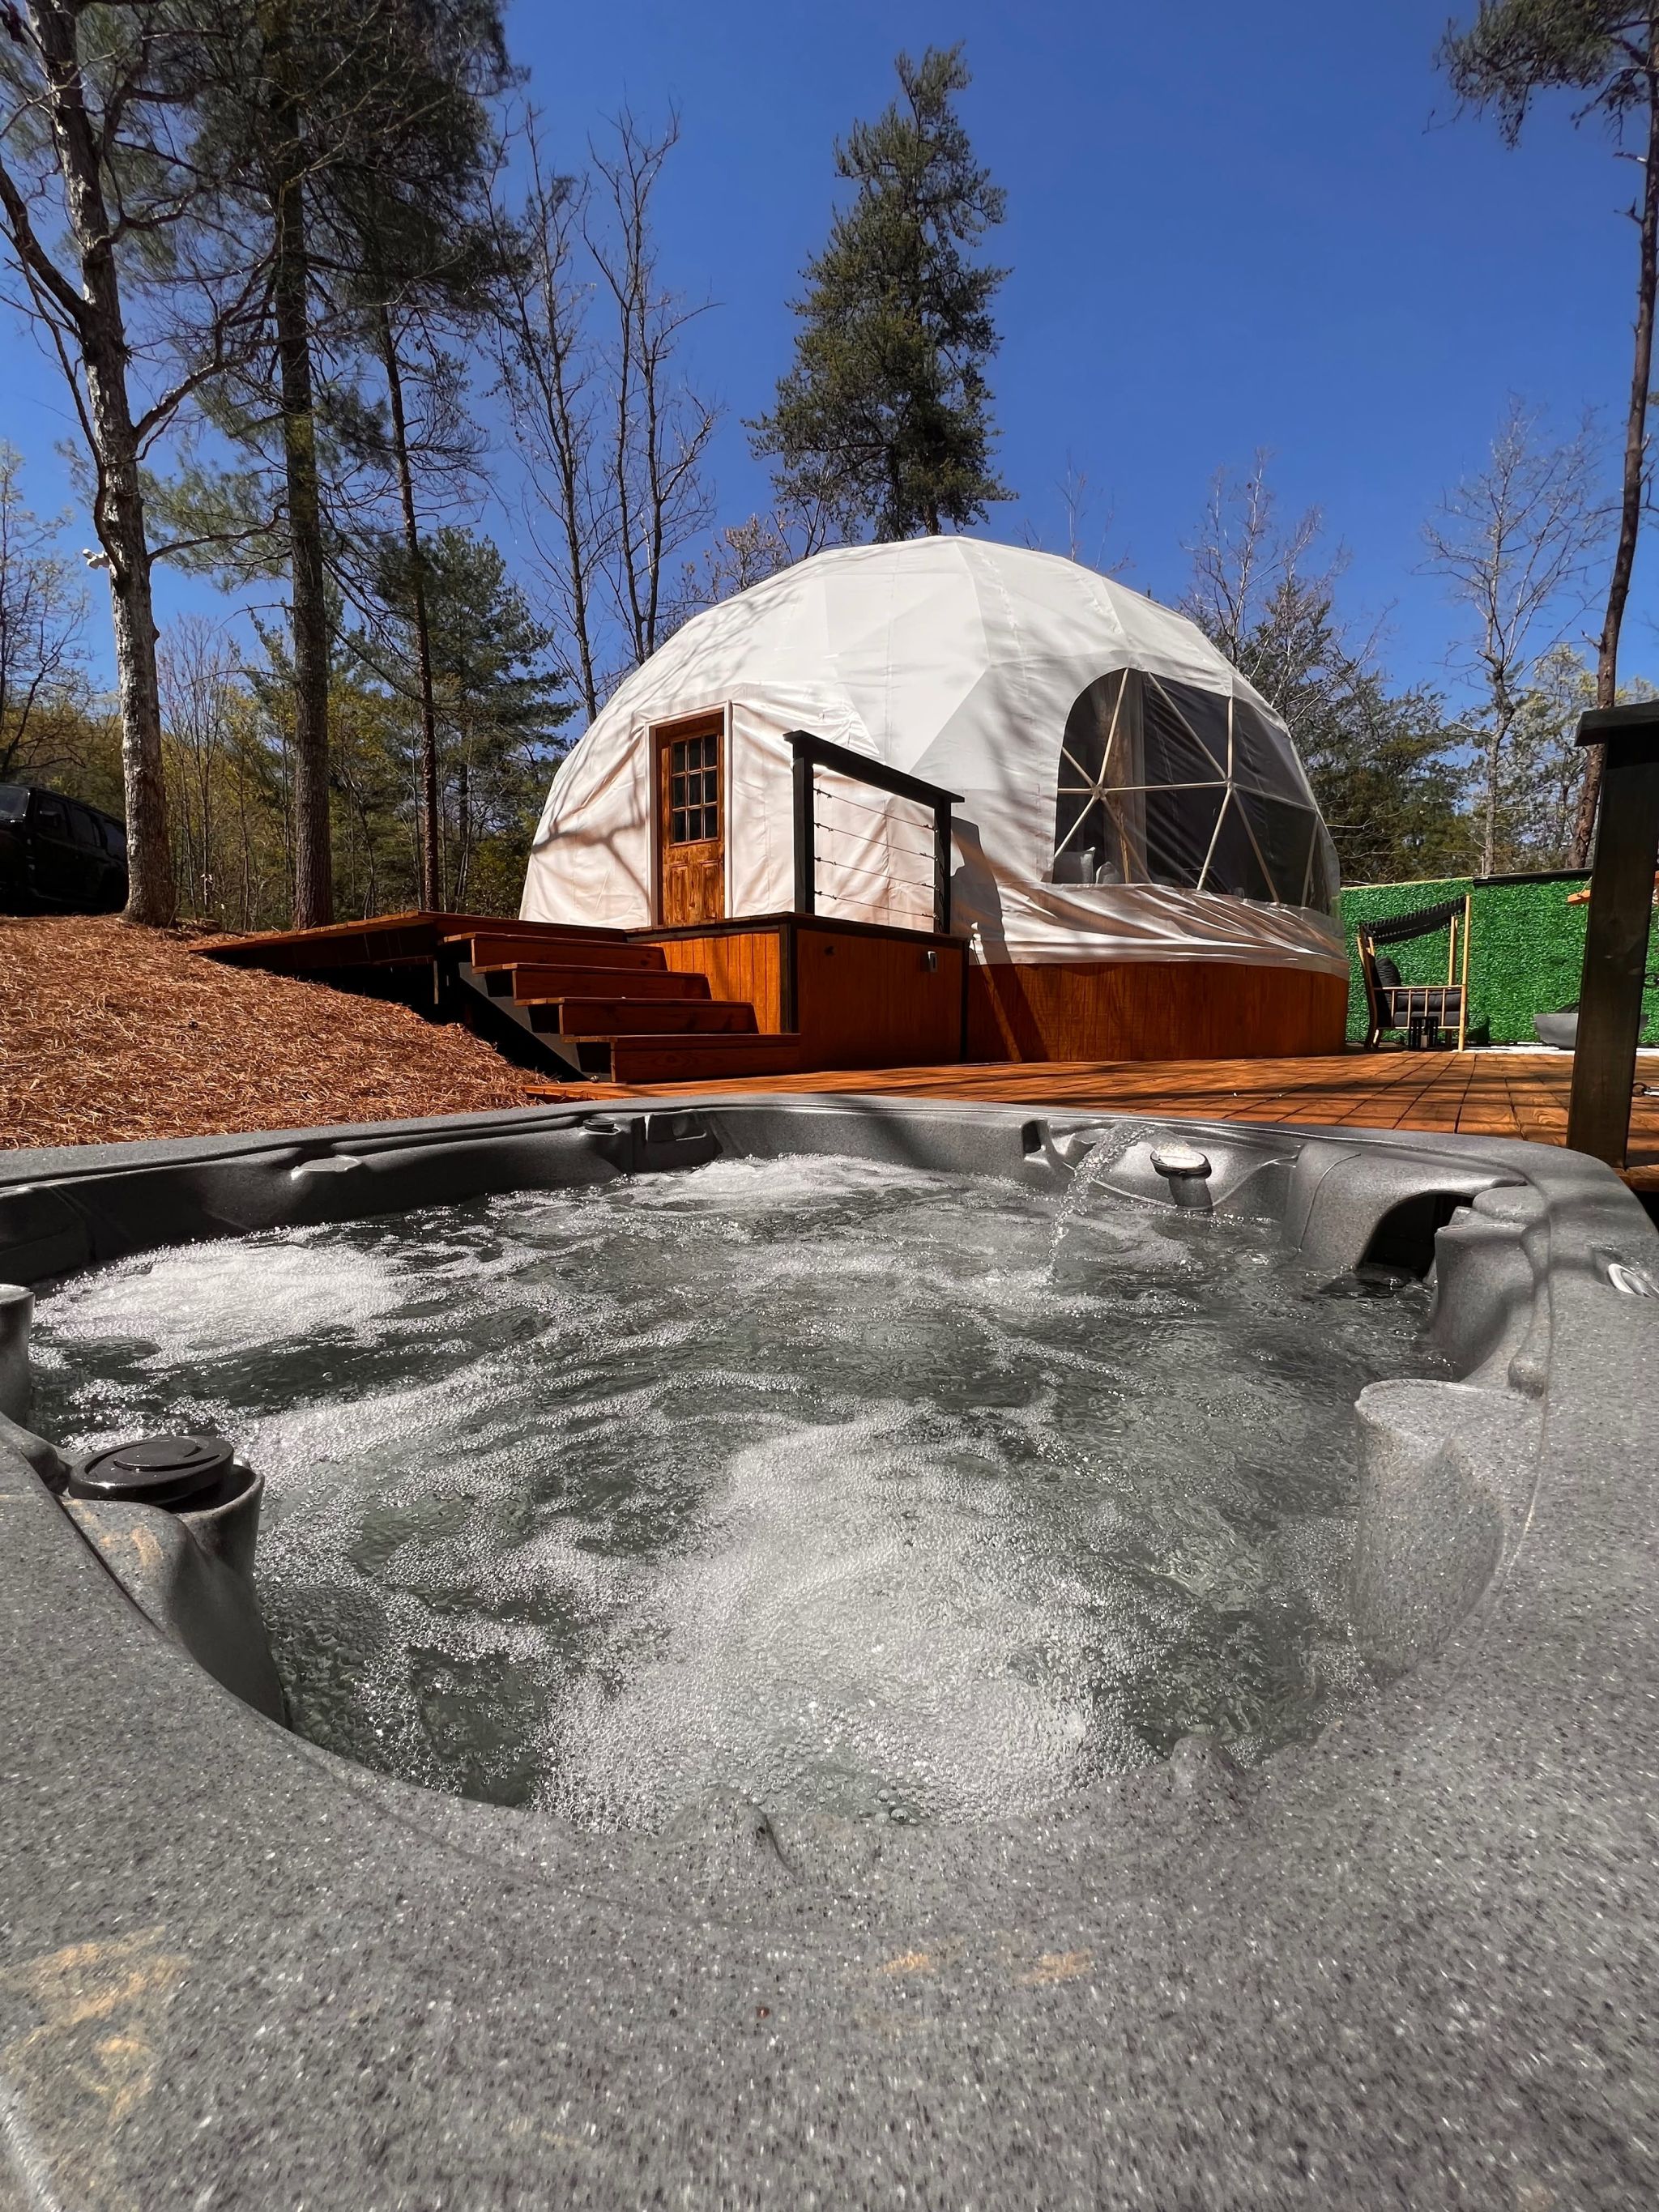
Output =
[
  {"x1": 439, "y1": 918, "x2": 631, "y2": 944},
  {"x1": 198, "y1": 911, "x2": 638, "y2": 976},
  {"x1": 198, "y1": 909, "x2": 510, "y2": 961},
  {"x1": 454, "y1": 933, "x2": 664, "y2": 972},
  {"x1": 552, "y1": 998, "x2": 758, "y2": 1038},
  {"x1": 607, "y1": 1033, "x2": 806, "y2": 1083},
  {"x1": 511, "y1": 965, "x2": 711, "y2": 1004}
]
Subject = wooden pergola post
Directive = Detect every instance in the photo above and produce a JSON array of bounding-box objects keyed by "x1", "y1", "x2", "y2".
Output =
[{"x1": 1566, "y1": 702, "x2": 1659, "y2": 1168}]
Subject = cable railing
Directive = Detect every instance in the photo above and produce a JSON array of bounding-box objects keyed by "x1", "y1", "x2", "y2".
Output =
[{"x1": 787, "y1": 729, "x2": 961, "y2": 936}]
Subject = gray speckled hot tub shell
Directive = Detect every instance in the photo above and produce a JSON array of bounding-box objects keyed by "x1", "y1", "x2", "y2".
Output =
[{"x1": 1, "y1": 1096, "x2": 1656, "y2": 2212}]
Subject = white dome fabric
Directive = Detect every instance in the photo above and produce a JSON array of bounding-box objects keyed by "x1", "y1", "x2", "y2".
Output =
[{"x1": 521, "y1": 537, "x2": 1346, "y2": 978}]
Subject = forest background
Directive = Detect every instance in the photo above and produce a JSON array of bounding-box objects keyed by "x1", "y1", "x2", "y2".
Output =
[{"x1": 3, "y1": 0, "x2": 1656, "y2": 932}]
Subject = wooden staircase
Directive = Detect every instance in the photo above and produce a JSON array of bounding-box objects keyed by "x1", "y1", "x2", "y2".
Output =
[
  {"x1": 196, "y1": 914, "x2": 805, "y2": 1084},
  {"x1": 444, "y1": 925, "x2": 804, "y2": 1080}
]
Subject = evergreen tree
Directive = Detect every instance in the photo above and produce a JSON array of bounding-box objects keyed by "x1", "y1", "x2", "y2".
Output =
[
  {"x1": 331, "y1": 11, "x2": 512, "y2": 908},
  {"x1": 350, "y1": 529, "x2": 570, "y2": 910},
  {"x1": 1297, "y1": 670, "x2": 1477, "y2": 886},
  {"x1": 177, "y1": 0, "x2": 511, "y2": 926},
  {"x1": 1233, "y1": 576, "x2": 1475, "y2": 884},
  {"x1": 1183, "y1": 460, "x2": 1474, "y2": 884},
  {"x1": 750, "y1": 45, "x2": 1010, "y2": 540},
  {"x1": 1502, "y1": 644, "x2": 1657, "y2": 867}
]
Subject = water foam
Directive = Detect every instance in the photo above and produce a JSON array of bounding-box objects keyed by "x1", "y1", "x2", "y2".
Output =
[
  {"x1": 43, "y1": 1235, "x2": 405, "y2": 1357},
  {"x1": 32, "y1": 1151, "x2": 1444, "y2": 1827}
]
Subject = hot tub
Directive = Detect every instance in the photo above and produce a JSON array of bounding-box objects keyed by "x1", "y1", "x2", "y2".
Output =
[{"x1": 1, "y1": 1097, "x2": 1655, "y2": 2207}]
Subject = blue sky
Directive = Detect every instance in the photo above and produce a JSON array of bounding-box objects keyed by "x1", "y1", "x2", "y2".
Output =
[{"x1": 6, "y1": 0, "x2": 1653, "y2": 700}]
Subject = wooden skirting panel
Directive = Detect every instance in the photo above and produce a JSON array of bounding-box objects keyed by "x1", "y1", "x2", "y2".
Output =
[
  {"x1": 966, "y1": 959, "x2": 1348, "y2": 1063},
  {"x1": 794, "y1": 921, "x2": 965, "y2": 1067},
  {"x1": 651, "y1": 927, "x2": 786, "y2": 1033}
]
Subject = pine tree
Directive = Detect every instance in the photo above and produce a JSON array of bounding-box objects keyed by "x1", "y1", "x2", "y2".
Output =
[
  {"x1": 331, "y1": 6, "x2": 511, "y2": 908},
  {"x1": 750, "y1": 45, "x2": 1010, "y2": 540},
  {"x1": 1183, "y1": 459, "x2": 1476, "y2": 883},
  {"x1": 179, "y1": 0, "x2": 511, "y2": 926},
  {"x1": 350, "y1": 529, "x2": 569, "y2": 909},
  {"x1": 1230, "y1": 576, "x2": 1474, "y2": 884}
]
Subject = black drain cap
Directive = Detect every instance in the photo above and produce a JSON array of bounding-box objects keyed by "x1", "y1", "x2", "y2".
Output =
[{"x1": 70, "y1": 1433, "x2": 235, "y2": 1510}]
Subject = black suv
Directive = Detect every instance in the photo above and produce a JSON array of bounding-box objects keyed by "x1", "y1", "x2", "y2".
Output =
[{"x1": 0, "y1": 785, "x2": 129, "y2": 914}]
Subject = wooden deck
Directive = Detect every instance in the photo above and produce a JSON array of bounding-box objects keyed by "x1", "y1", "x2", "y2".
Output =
[
  {"x1": 536, "y1": 1047, "x2": 1659, "y2": 1191},
  {"x1": 194, "y1": 908, "x2": 966, "y2": 1084}
]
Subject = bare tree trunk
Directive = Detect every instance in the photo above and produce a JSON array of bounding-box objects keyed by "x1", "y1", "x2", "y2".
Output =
[
  {"x1": 638, "y1": 288, "x2": 664, "y2": 652},
  {"x1": 104, "y1": 503, "x2": 173, "y2": 925},
  {"x1": 544, "y1": 325, "x2": 603, "y2": 722},
  {"x1": 199, "y1": 734, "x2": 214, "y2": 918},
  {"x1": 609, "y1": 249, "x2": 645, "y2": 664},
  {"x1": 548, "y1": 339, "x2": 603, "y2": 723},
  {"x1": 591, "y1": 115, "x2": 716, "y2": 667},
  {"x1": 494, "y1": 164, "x2": 604, "y2": 721},
  {"x1": 15, "y1": 1, "x2": 173, "y2": 924},
  {"x1": 454, "y1": 749, "x2": 472, "y2": 909},
  {"x1": 237, "y1": 765, "x2": 252, "y2": 928},
  {"x1": 1573, "y1": 63, "x2": 1659, "y2": 865},
  {"x1": 270, "y1": 60, "x2": 332, "y2": 927},
  {"x1": 377, "y1": 305, "x2": 442, "y2": 910},
  {"x1": 1480, "y1": 697, "x2": 1521, "y2": 877}
]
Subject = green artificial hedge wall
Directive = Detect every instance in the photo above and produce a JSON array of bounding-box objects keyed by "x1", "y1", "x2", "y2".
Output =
[{"x1": 1337, "y1": 872, "x2": 1659, "y2": 1046}]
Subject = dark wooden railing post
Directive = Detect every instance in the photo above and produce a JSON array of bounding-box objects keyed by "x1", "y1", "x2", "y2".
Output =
[
  {"x1": 791, "y1": 738, "x2": 816, "y2": 916},
  {"x1": 1567, "y1": 702, "x2": 1659, "y2": 1168},
  {"x1": 785, "y1": 727, "x2": 961, "y2": 930},
  {"x1": 933, "y1": 799, "x2": 953, "y2": 936}
]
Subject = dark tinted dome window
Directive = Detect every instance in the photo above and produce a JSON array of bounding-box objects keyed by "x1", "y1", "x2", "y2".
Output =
[{"x1": 1051, "y1": 670, "x2": 1337, "y2": 911}]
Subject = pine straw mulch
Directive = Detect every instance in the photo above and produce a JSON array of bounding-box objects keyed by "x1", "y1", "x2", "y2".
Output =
[{"x1": 1, "y1": 916, "x2": 545, "y2": 1150}]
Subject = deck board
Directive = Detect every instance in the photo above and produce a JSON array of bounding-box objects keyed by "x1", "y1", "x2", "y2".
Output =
[{"x1": 528, "y1": 1048, "x2": 1659, "y2": 1191}]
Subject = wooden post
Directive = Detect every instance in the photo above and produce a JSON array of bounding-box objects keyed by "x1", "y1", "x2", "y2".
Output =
[
  {"x1": 933, "y1": 799, "x2": 953, "y2": 936},
  {"x1": 1566, "y1": 702, "x2": 1659, "y2": 1166},
  {"x1": 792, "y1": 743, "x2": 816, "y2": 917},
  {"x1": 1456, "y1": 894, "x2": 1471, "y2": 1051}
]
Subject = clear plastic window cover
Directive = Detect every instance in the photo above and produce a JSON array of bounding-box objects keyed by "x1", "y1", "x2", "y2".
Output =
[{"x1": 1051, "y1": 670, "x2": 1337, "y2": 914}]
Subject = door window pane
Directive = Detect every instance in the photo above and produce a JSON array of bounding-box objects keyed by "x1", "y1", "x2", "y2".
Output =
[{"x1": 667, "y1": 731, "x2": 720, "y2": 844}]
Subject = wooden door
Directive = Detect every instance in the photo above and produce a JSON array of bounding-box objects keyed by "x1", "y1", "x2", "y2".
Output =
[{"x1": 656, "y1": 714, "x2": 726, "y2": 925}]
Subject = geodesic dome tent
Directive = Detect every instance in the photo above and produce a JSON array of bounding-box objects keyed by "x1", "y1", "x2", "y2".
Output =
[{"x1": 521, "y1": 536, "x2": 1346, "y2": 984}]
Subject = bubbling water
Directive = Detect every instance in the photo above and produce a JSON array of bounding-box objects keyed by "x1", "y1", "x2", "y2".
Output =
[{"x1": 31, "y1": 1151, "x2": 1443, "y2": 1828}]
